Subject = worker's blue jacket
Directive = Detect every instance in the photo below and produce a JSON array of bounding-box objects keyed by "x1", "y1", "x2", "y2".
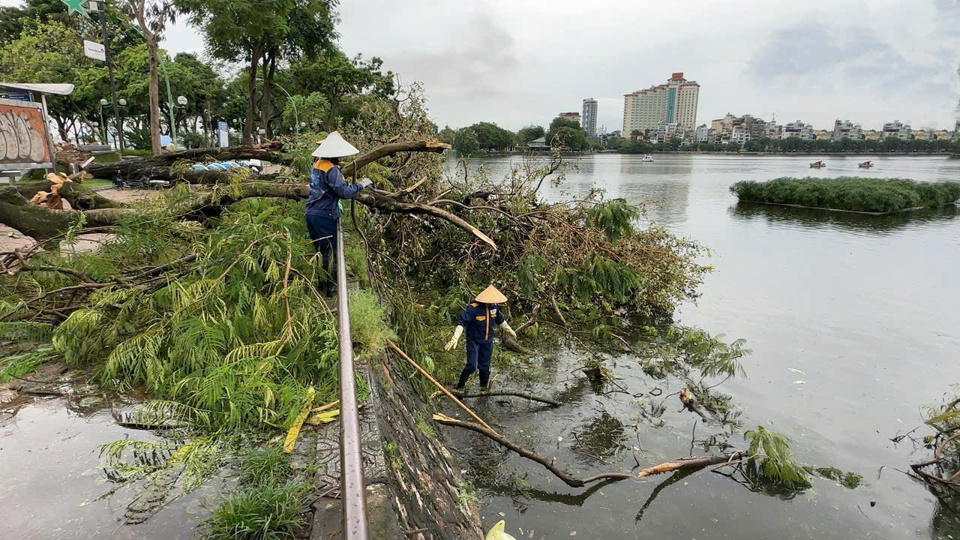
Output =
[
  {"x1": 457, "y1": 302, "x2": 505, "y2": 344},
  {"x1": 305, "y1": 159, "x2": 363, "y2": 219}
]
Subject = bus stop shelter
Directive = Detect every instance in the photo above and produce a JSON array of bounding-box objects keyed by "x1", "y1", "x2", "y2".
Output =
[{"x1": 0, "y1": 82, "x2": 74, "y2": 184}]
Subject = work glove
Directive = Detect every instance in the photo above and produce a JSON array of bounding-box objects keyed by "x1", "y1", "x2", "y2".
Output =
[
  {"x1": 500, "y1": 321, "x2": 517, "y2": 339},
  {"x1": 358, "y1": 178, "x2": 373, "y2": 189},
  {"x1": 444, "y1": 325, "x2": 464, "y2": 351}
]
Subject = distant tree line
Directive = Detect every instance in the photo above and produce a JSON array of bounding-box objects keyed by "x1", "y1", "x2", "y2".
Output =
[
  {"x1": 440, "y1": 116, "x2": 596, "y2": 156},
  {"x1": 607, "y1": 135, "x2": 960, "y2": 155}
]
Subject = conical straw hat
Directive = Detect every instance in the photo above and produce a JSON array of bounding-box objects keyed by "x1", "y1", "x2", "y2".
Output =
[
  {"x1": 475, "y1": 285, "x2": 507, "y2": 304},
  {"x1": 312, "y1": 131, "x2": 360, "y2": 158}
]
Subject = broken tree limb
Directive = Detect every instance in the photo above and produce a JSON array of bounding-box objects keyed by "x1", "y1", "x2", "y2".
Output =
[
  {"x1": 81, "y1": 143, "x2": 289, "y2": 179},
  {"x1": 0, "y1": 186, "x2": 132, "y2": 240},
  {"x1": 432, "y1": 413, "x2": 631, "y2": 488},
  {"x1": 386, "y1": 340, "x2": 497, "y2": 434},
  {"x1": 501, "y1": 332, "x2": 532, "y2": 354},
  {"x1": 16, "y1": 181, "x2": 127, "y2": 210},
  {"x1": 636, "y1": 452, "x2": 745, "y2": 478},
  {"x1": 442, "y1": 390, "x2": 561, "y2": 407},
  {"x1": 341, "y1": 140, "x2": 450, "y2": 177}
]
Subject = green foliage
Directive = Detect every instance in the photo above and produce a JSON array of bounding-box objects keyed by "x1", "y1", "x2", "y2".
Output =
[
  {"x1": 808, "y1": 467, "x2": 864, "y2": 489},
  {"x1": 743, "y1": 426, "x2": 811, "y2": 490},
  {"x1": 0, "y1": 347, "x2": 58, "y2": 383},
  {"x1": 0, "y1": 321, "x2": 53, "y2": 342},
  {"x1": 546, "y1": 117, "x2": 589, "y2": 150},
  {"x1": 731, "y1": 177, "x2": 960, "y2": 213},
  {"x1": 93, "y1": 152, "x2": 122, "y2": 163},
  {"x1": 124, "y1": 124, "x2": 154, "y2": 151},
  {"x1": 51, "y1": 199, "x2": 341, "y2": 432},
  {"x1": 453, "y1": 128, "x2": 481, "y2": 156},
  {"x1": 239, "y1": 447, "x2": 293, "y2": 487},
  {"x1": 466, "y1": 121, "x2": 515, "y2": 151},
  {"x1": 638, "y1": 325, "x2": 748, "y2": 381},
  {"x1": 181, "y1": 130, "x2": 210, "y2": 149},
  {"x1": 348, "y1": 288, "x2": 397, "y2": 360},
  {"x1": 587, "y1": 199, "x2": 639, "y2": 243},
  {"x1": 203, "y1": 449, "x2": 308, "y2": 540},
  {"x1": 517, "y1": 125, "x2": 545, "y2": 144}
]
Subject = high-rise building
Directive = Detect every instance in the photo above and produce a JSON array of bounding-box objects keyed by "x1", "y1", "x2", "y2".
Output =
[
  {"x1": 581, "y1": 98, "x2": 598, "y2": 137},
  {"x1": 558, "y1": 112, "x2": 581, "y2": 124},
  {"x1": 832, "y1": 119, "x2": 863, "y2": 140},
  {"x1": 622, "y1": 73, "x2": 700, "y2": 136},
  {"x1": 882, "y1": 120, "x2": 912, "y2": 140}
]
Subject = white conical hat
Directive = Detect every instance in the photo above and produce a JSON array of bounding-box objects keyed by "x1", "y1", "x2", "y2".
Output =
[
  {"x1": 475, "y1": 285, "x2": 507, "y2": 304},
  {"x1": 312, "y1": 131, "x2": 360, "y2": 158}
]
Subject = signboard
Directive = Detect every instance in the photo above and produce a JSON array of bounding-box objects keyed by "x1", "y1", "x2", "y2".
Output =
[
  {"x1": 217, "y1": 121, "x2": 229, "y2": 147},
  {"x1": 83, "y1": 40, "x2": 106, "y2": 61},
  {"x1": 0, "y1": 88, "x2": 30, "y2": 101},
  {"x1": 0, "y1": 99, "x2": 53, "y2": 169}
]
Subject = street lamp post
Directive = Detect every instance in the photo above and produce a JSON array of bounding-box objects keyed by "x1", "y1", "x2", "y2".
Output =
[
  {"x1": 99, "y1": 98, "x2": 108, "y2": 144},
  {"x1": 117, "y1": 98, "x2": 127, "y2": 150}
]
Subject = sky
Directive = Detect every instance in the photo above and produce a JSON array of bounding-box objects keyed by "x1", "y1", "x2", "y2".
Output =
[{"x1": 7, "y1": 0, "x2": 960, "y2": 131}]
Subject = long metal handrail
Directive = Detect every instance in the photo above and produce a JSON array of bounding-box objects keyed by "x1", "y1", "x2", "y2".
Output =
[{"x1": 335, "y1": 219, "x2": 369, "y2": 539}]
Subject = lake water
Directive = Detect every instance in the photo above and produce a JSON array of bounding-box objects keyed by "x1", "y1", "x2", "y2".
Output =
[{"x1": 451, "y1": 154, "x2": 960, "y2": 539}]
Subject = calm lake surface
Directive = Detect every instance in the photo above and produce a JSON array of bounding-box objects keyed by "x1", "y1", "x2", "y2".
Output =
[{"x1": 451, "y1": 154, "x2": 960, "y2": 539}]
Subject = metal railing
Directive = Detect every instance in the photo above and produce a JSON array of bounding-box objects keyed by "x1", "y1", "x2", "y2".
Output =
[{"x1": 335, "y1": 219, "x2": 369, "y2": 539}]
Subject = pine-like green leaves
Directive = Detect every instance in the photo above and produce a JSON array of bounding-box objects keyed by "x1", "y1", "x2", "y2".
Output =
[{"x1": 743, "y1": 426, "x2": 811, "y2": 490}]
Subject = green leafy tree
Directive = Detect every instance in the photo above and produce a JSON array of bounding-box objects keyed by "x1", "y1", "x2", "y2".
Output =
[
  {"x1": 453, "y1": 128, "x2": 480, "y2": 156},
  {"x1": 280, "y1": 92, "x2": 329, "y2": 133},
  {"x1": 547, "y1": 117, "x2": 589, "y2": 150},
  {"x1": 288, "y1": 51, "x2": 393, "y2": 131},
  {"x1": 468, "y1": 121, "x2": 514, "y2": 151},
  {"x1": 437, "y1": 125, "x2": 456, "y2": 145},
  {"x1": 517, "y1": 125, "x2": 545, "y2": 144},
  {"x1": 175, "y1": 0, "x2": 339, "y2": 142}
]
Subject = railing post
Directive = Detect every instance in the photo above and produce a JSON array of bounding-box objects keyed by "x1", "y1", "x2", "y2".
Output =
[{"x1": 335, "y1": 218, "x2": 370, "y2": 539}]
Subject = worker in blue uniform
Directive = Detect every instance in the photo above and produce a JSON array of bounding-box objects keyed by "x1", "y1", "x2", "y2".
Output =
[
  {"x1": 444, "y1": 285, "x2": 518, "y2": 390},
  {"x1": 304, "y1": 131, "x2": 372, "y2": 296}
]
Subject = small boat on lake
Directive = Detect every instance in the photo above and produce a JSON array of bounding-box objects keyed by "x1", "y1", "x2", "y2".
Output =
[
  {"x1": 641, "y1": 155, "x2": 654, "y2": 163},
  {"x1": 858, "y1": 161, "x2": 873, "y2": 168},
  {"x1": 809, "y1": 160, "x2": 826, "y2": 168}
]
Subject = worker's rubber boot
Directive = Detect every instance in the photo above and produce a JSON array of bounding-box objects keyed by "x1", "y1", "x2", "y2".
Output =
[
  {"x1": 478, "y1": 370, "x2": 490, "y2": 390},
  {"x1": 455, "y1": 369, "x2": 471, "y2": 390}
]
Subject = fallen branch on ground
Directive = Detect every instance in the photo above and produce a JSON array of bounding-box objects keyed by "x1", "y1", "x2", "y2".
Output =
[
  {"x1": 432, "y1": 413, "x2": 630, "y2": 487},
  {"x1": 430, "y1": 389, "x2": 561, "y2": 407},
  {"x1": 386, "y1": 340, "x2": 497, "y2": 433}
]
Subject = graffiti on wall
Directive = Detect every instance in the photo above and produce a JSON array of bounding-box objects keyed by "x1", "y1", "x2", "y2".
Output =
[{"x1": 0, "y1": 102, "x2": 51, "y2": 165}]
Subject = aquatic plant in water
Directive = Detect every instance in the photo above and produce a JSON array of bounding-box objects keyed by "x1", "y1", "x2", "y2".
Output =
[{"x1": 730, "y1": 177, "x2": 960, "y2": 213}]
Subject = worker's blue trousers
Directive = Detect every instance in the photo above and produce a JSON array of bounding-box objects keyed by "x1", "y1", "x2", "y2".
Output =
[{"x1": 456, "y1": 340, "x2": 493, "y2": 389}]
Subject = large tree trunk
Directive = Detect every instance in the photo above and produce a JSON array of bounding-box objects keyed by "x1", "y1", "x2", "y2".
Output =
[
  {"x1": 1, "y1": 140, "x2": 471, "y2": 244},
  {"x1": 260, "y1": 49, "x2": 276, "y2": 139},
  {"x1": 243, "y1": 43, "x2": 262, "y2": 145},
  {"x1": 144, "y1": 36, "x2": 162, "y2": 156},
  {"x1": 81, "y1": 143, "x2": 288, "y2": 179},
  {"x1": 0, "y1": 187, "x2": 131, "y2": 240}
]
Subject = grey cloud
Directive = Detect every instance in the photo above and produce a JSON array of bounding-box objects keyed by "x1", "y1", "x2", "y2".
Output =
[
  {"x1": 383, "y1": 11, "x2": 519, "y2": 101},
  {"x1": 749, "y1": 22, "x2": 955, "y2": 101}
]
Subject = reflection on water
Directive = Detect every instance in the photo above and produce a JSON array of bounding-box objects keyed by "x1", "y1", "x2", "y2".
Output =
[
  {"x1": 731, "y1": 201, "x2": 958, "y2": 232},
  {"x1": 450, "y1": 154, "x2": 960, "y2": 540}
]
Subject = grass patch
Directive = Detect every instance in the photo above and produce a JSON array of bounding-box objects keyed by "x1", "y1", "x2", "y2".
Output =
[
  {"x1": 93, "y1": 152, "x2": 122, "y2": 163},
  {"x1": 203, "y1": 446, "x2": 308, "y2": 540},
  {"x1": 83, "y1": 178, "x2": 114, "y2": 189},
  {"x1": 731, "y1": 177, "x2": 960, "y2": 214}
]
